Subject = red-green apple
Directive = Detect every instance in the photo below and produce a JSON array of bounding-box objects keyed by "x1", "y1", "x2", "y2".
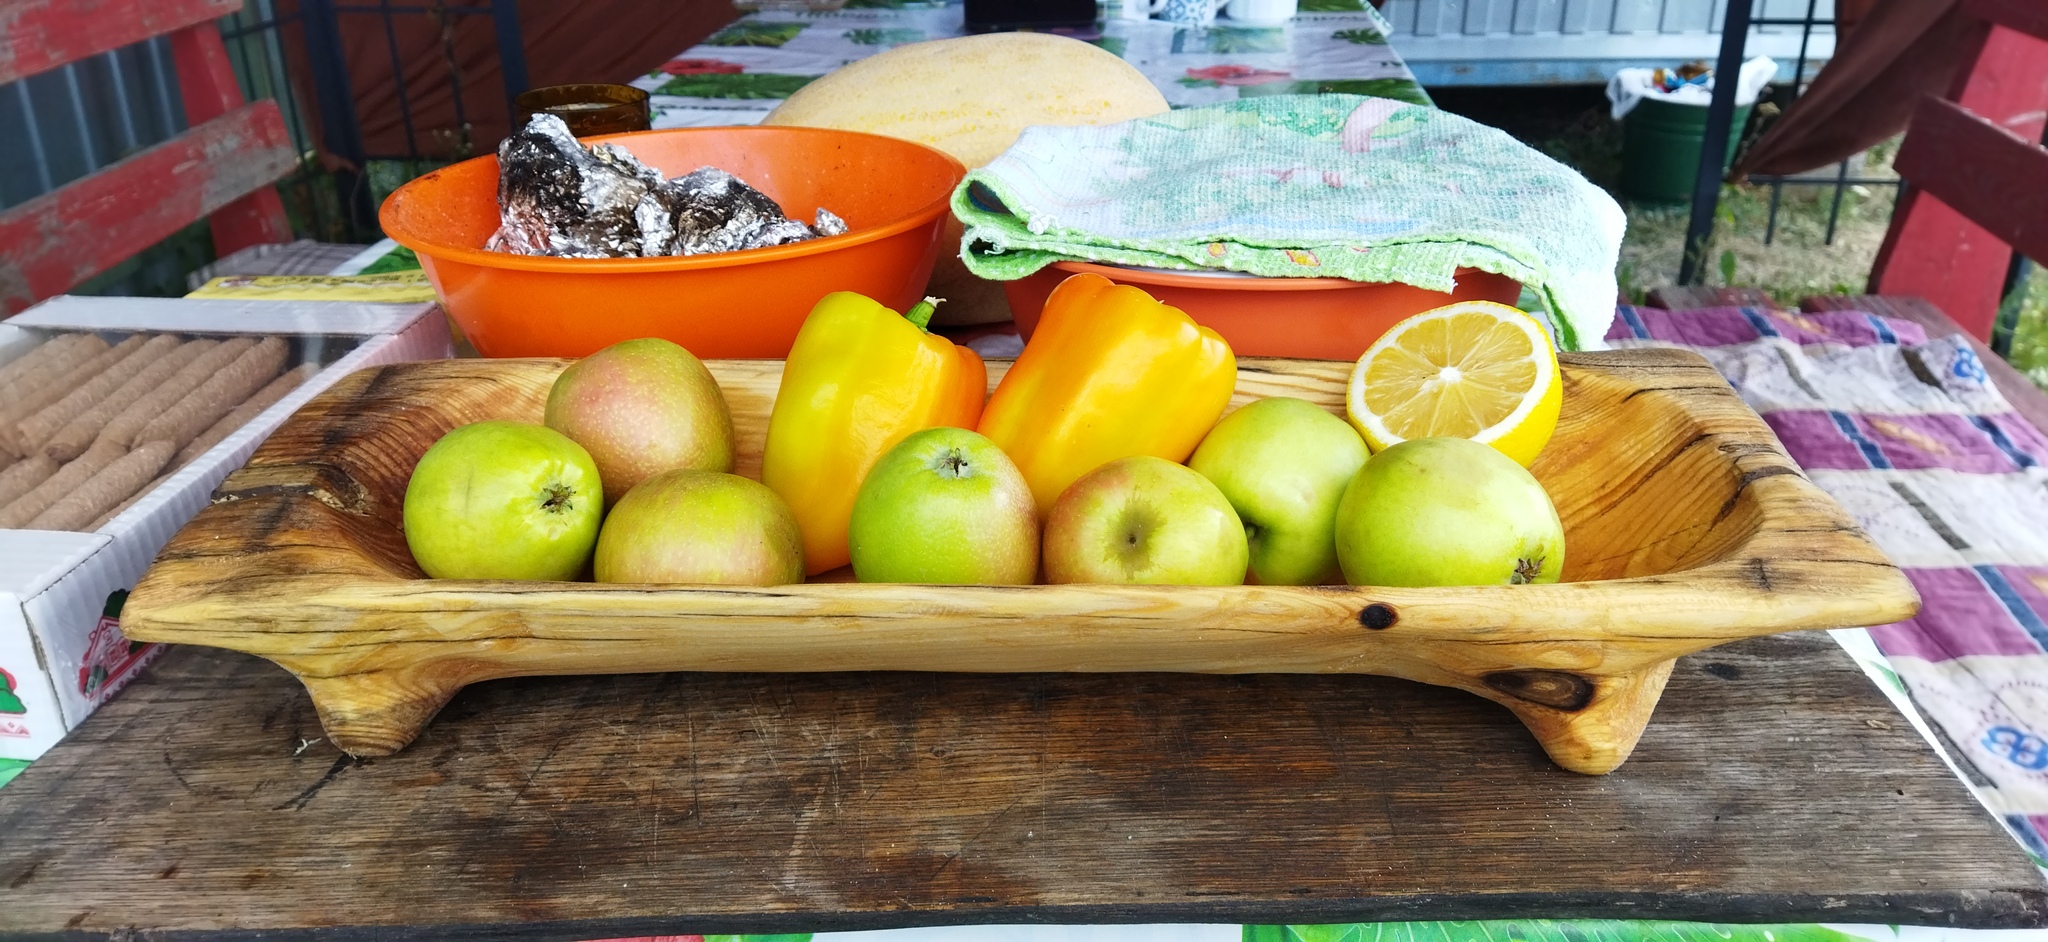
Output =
[
  {"x1": 403, "y1": 420, "x2": 603, "y2": 581},
  {"x1": 848, "y1": 427, "x2": 1037, "y2": 584},
  {"x1": 1042, "y1": 455, "x2": 1248, "y2": 585},
  {"x1": 545, "y1": 337, "x2": 735, "y2": 505},
  {"x1": 1188, "y1": 397, "x2": 1367, "y2": 585},
  {"x1": 1334, "y1": 436, "x2": 1564, "y2": 587},
  {"x1": 593, "y1": 470, "x2": 804, "y2": 585}
]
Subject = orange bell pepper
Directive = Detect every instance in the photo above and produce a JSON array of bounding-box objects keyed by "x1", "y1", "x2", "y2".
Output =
[
  {"x1": 978, "y1": 273, "x2": 1237, "y2": 513},
  {"x1": 761, "y1": 292, "x2": 987, "y2": 575}
]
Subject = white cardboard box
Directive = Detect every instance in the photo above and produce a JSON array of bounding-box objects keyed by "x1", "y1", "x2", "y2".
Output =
[{"x1": 0, "y1": 296, "x2": 454, "y2": 760}]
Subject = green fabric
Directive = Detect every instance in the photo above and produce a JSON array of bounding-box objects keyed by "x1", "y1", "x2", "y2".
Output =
[
  {"x1": 0, "y1": 758, "x2": 28, "y2": 791},
  {"x1": 952, "y1": 95, "x2": 1625, "y2": 351},
  {"x1": 357, "y1": 244, "x2": 421, "y2": 274}
]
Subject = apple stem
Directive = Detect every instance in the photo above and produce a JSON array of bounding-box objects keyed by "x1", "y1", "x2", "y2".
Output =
[{"x1": 904, "y1": 296, "x2": 944, "y2": 332}]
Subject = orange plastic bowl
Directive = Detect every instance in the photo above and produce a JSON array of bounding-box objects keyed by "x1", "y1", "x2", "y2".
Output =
[
  {"x1": 380, "y1": 126, "x2": 966, "y2": 358},
  {"x1": 1003, "y1": 261, "x2": 1524, "y2": 361}
]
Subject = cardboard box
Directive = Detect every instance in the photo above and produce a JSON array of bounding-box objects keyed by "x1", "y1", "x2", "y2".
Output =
[{"x1": 0, "y1": 296, "x2": 454, "y2": 760}]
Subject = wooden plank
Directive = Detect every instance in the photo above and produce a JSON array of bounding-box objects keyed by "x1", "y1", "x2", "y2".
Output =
[
  {"x1": 1642, "y1": 287, "x2": 1773, "y2": 311},
  {"x1": 1893, "y1": 98, "x2": 2048, "y2": 267},
  {"x1": 120, "y1": 353, "x2": 1918, "y2": 775},
  {"x1": 0, "y1": 102, "x2": 295, "y2": 315},
  {"x1": 170, "y1": 24, "x2": 293, "y2": 254},
  {"x1": 0, "y1": 0, "x2": 241, "y2": 85},
  {"x1": 1800, "y1": 294, "x2": 2048, "y2": 437},
  {"x1": 1965, "y1": 0, "x2": 2048, "y2": 42},
  {"x1": 1870, "y1": 24, "x2": 2048, "y2": 338},
  {"x1": 0, "y1": 633, "x2": 2040, "y2": 938}
]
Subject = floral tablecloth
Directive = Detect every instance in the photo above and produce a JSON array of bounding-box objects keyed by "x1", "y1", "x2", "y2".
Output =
[{"x1": 626, "y1": 0, "x2": 1427, "y2": 129}]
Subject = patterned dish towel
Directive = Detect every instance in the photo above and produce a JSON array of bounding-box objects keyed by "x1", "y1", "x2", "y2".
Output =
[
  {"x1": 1610, "y1": 304, "x2": 2048, "y2": 862},
  {"x1": 952, "y1": 95, "x2": 1627, "y2": 351}
]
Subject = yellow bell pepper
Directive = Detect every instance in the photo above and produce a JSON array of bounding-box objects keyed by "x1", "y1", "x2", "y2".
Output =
[
  {"x1": 979, "y1": 272, "x2": 1237, "y2": 513},
  {"x1": 761, "y1": 292, "x2": 988, "y2": 575}
]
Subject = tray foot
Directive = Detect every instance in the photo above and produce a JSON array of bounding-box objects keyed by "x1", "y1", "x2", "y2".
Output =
[
  {"x1": 1490, "y1": 660, "x2": 1676, "y2": 774},
  {"x1": 286, "y1": 663, "x2": 460, "y2": 757}
]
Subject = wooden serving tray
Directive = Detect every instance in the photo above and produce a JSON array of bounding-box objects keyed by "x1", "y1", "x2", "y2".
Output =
[{"x1": 121, "y1": 349, "x2": 1919, "y2": 774}]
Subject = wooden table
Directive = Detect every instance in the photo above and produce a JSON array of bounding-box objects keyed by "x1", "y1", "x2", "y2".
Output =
[{"x1": 2, "y1": 628, "x2": 2043, "y2": 939}]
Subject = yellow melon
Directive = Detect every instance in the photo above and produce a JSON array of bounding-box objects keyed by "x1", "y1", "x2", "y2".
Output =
[
  {"x1": 762, "y1": 32, "x2": 1169, "y2": 170},
  {"x1": 766, "y1": 33, "x2": 1166, "y2": 327}
]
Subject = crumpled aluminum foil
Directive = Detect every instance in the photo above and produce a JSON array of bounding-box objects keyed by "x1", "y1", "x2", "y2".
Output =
[{"x1": 487, "y1": 114, "x2": 848, "y2": 259}]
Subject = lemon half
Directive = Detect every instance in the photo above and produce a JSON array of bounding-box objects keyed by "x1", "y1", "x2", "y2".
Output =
[{"x1": 1345, "y1": 301, "x2": 1562, "y2": 467}]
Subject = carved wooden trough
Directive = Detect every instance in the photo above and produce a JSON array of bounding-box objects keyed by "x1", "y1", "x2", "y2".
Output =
[{"x1": 121, "y1": 348, "x2": 1920, "y2": 774}]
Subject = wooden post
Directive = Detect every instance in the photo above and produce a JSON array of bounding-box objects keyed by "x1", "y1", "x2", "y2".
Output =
[
  {"x1": 169, "y1": 23, "x2": 294, "y2": 255},
  {"x1": 1869, "y1": 22, "x2": 2048, "y2": 338}
]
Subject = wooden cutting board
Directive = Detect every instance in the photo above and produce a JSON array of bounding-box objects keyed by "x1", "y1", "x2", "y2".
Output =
[{"x1": 0, "y1": 631, "x2": 2041, "y2": 939}]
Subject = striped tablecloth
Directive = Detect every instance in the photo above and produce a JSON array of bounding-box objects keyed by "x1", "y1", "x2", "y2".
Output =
[{"x1": 1607, "y1": 302, "x2": 2048, "y2": 864}]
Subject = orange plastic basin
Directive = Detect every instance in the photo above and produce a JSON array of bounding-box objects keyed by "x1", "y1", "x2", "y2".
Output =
[
  {"x1": 380, "y1": 126, "x2": 966, "y2": 358},
  {"x1": 1003, "y1": 261, "x2": 1525, "y2": 361}
]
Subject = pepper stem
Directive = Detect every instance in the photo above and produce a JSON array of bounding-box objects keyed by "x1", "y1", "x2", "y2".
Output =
[{"x1": 904, "y1": 296, "x2": 944, "y2": 332}]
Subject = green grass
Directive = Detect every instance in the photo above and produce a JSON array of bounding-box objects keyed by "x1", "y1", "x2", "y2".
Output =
[
  {"x1": 2004, "y1": 266, "x2": 2048, "y2": 389},
  {"x1": 358, "y1": 245, "x2": 421, "y2": 274}
]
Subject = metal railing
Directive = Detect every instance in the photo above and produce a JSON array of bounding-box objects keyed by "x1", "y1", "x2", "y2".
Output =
[
  {"x1": 0, "y1": 38, "x2": 188, "y2": 211},
  {"x1": 0, "y1": 0, "x2": 530, "y2": 245},
  {"x1": 220, "y1": 0, "x2": 529, "y2": 241}
]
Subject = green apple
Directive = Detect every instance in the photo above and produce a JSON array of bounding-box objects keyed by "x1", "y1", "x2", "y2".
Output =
[
  {"x1": 1042, "y1": 455, "x2": 1248, "y2": 585},
  {"x1": 1188, "y1": 397, "x2": 1367, "y2": 586},
  {"x1": 545, "y1": 337, "x2": 735, "y2": 506},
  {"x1": 1334, "y1": 436, "x2": 1564, "y2": 588},
  {"x1": 849, "y1": 427, "x2": 1038, "y2": 584},
  {"x1": 594, "y1": 469, "x2": 804, "y2": 585},
  {"x1": 403, "y1": 421, "x2": 603, "y2": 581}
]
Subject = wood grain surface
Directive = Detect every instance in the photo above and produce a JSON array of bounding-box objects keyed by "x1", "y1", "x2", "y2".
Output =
[
  {"x1": 118, "y1": 351, "x2": 1920, "y2": 774},
  {"x1": 0, "y1": 632, "x2": 2041, "y2": 939}
]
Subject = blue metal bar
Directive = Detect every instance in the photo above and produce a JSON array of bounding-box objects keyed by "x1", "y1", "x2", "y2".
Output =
[
  {"x1": 377, "y1": 0, "x2": 422, "y2": 157},
  {"x1": 258, "y1": 0, "x2": 315, "y2": 157},
  {"x1": 13, "y1": 81, "x2": 55, "y2": 192},
  {"x1": 430, "y1": 0, "x2": 473, "y2": 156},
  {"x1": 1789, "y1": 0, "x2": 1817, "y2": 95},
  {"x1": 1677, "y1": 0, "x2": 1752, "y2": 285},
  {"x1": 1822, "y1": 158, "x2": 1850, "y2": 245},
  {"x1": 300, "y1": 0, "x2": 375, "y2": 235},
  {"x1": 220, "y1": 14, "x2": 300, "y2": 39},
  {"x1": 142, "y1": 36, "x2": 180, "y2": 137},
  {"x1": 60, "y1": 63, "x2": 101, "y2": 173},
  {"x1": 1989, "y1": 121, "x2": 2047, "y2": 359},
  {"x1": 490, "y1": 0, "x2": 530, "y2": 119},
  {"x1": 1991, "y1": 256, "x2": 2031, "y2": 358},
  {"x1": 105, "y1": 49, "x2": 141, "y2": 156},
  {"x1": 1763, "y1": 178, "x2": 1782, "y2": 245},
  {"x1": 336, "y1": 3, "x2": 497, "y2": 13},
  {"x1": 1748, "y1": 176, "x2": 1900, "y2": 186}
]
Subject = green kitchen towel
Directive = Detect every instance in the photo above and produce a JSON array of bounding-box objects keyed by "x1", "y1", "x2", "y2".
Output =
[{"x1": 952, "y1": 95, "x2": 1626, "y2": 351}]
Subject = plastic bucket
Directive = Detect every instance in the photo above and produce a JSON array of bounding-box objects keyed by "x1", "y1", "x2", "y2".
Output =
[{"x1": 1619, "y1": 98, "x2": 1752, "y2": 204}]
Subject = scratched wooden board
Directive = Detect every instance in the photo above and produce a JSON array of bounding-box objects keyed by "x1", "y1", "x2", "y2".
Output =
[
  {"x1": 0, "y1": 632, "x2": 2042, "y2": 940},
  {"x1": 0, "y1": 0, "x2": 240, "y2": 84},
  {"x1": 0, "y1": 102, "x2": 294, "y2": 314}
]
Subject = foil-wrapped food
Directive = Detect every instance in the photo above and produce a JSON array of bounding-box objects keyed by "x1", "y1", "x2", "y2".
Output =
[{"x1": 486, "y1": 114, "x2": 848, "y2": 259}]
